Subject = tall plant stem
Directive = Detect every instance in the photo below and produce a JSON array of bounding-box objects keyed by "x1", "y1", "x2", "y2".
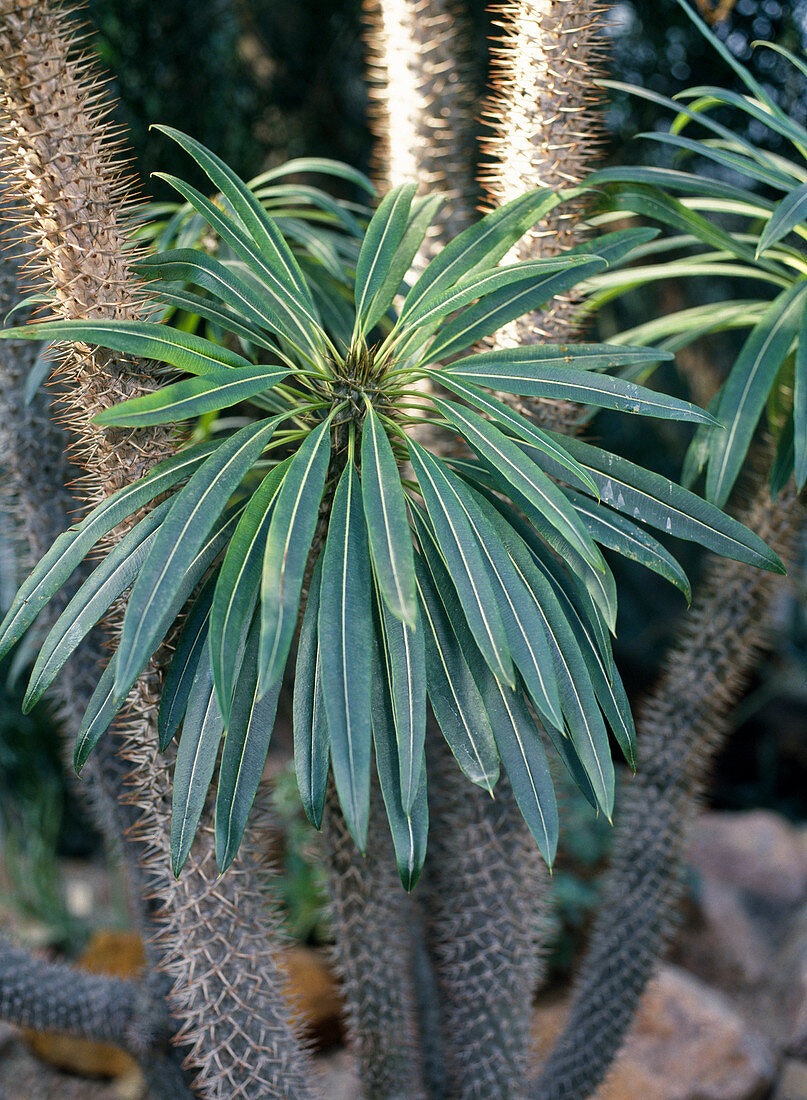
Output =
[{"x1": 0, "y1": 4, "x2": 317, "y2": 1096}]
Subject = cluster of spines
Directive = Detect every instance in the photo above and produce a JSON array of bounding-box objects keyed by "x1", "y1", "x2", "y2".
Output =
[{"x1": 0, "y1": 4, "x2": 317, "y2": 1097}]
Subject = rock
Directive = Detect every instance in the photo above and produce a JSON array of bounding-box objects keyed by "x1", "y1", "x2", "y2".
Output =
[
  {"x1": 281, "y1": 946, "x2": 344, "y2": 1050},
  {"x1": 686, "y1": 812, "x2": 807, "y2": 907},
  {"x1": 599, "y1": 965, "x2": 777, "y2": 1100},
  {"x1": 774, "y1": 1059, "x2": 807, "y2": 1100}
]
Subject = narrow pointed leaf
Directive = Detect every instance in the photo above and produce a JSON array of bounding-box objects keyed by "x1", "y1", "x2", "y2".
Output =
[
  {"x1": 293, "y1": 554, "x2": 329, "y2": 828},
  {"x1": 211, "y1": 459, "x2": 291, "y2": 722},
  {"x1": 94, "y1": 366, "x2": 288, "y2": 427},
  {"x1": 354, "y1": 184, "x2": 417, "y2": 334},
  {"x1": 73, "y1": 654, "x2": 124, "y2": 772},
  {"x1": 539, "y1": 433, "x2": 785, "y2": 573},
  {"x1": 708, "y1": 282, "x2": 807, "y2": 507},
  {"x1": 371, "y1": 614, "x2": 428, "y2": 890},
  {"x1": 447, "y1": 342, "x2": 675, "y2": 375},
  {"x1": 0, "y1": 318, "x2": 254, "y2": 376},
  {"x1": 433, "y1": 398, "x2": 603, "y2": 572},
  {"x1": 360, "y1": 402, "x2": 417, "y2": 624},
  {"x1": 795, "y1": 308, "x2": 807, "y2": 489},
  {"x1": 413, "y1": 549, "x2": 499, "y2": 791},
  {"x1": 159, "y1": 579, "x2": 216, "y2": 751},
  {"x1": 154, "y1": 169, "x2": 324, "y2": 359},
  {"x1": 260, "y1": 416, "x2": 332, "y2": 692},
  {"x1": 153, "y1": 284, "x2": 279, "y2": 352},
  {"x1": 216, "y1": 616, "x2": 282, "y2": 870},
  {"x1": 24, "y1": 498, "x2": 172, "y2": 711},
  {"x1": 407, "y1": 439, "x2": 512, "y2": 686},
  {"x1": 0, "y1": 440, "x2": 215, "y2": 660},
  {"x1": 378, "y1": 597, "x2": 426, "y2": 815},
  {"x1": 117, "y1": 419, "x2": 278, "y2": 694},
  {"x1": 318, "y1": 460, "x2": 373, "y2": 850},
  {"x1": 171, "y1": 639, "x2": 225, "y2": 876},
  {"x1": 564, "y1": 489, "x2": 691, "y2": 601},
  {"x1": 757, "y1": 182, "x2": 807, "y2": 257}
]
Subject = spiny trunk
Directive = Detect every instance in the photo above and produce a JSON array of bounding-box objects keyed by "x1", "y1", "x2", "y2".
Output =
[{"x1": 0, "y1": 5, "x2": 317, "y2": 1096}]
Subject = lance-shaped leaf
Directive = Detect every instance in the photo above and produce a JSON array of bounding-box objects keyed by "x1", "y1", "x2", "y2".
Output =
[
  {"x1": 427, "y1": 373, "x2": 598, "y2": 496},
  {"x1": 74, "y1": 509, "x2": 241, "y2": 770},
  {"x1": 418, "y1": 512, "x2": 560, "y2": 861},
  {"x1": 413, "y1": 551, "x2": 499, "y2": 791},
  {"x1": 757, "y1": 181, "x2": 807, "y2": 257},
  {"x1": 360, "y1": 195, "x2": 444, "y2": 336},
  {"x1": 538, "y1": 433, "x2": 785, "y2": 573},
  {"x1": 293, "y1": 554, "x2": 329, "y2": 829},
  {"x1": 407, "y1": 439, "x2": 512, "y2": 686},
  {"x1": 154, "y1": 169, "x2": 324, "y2": 360},
  {"x1": 564, "y1": 489, "x2": 691, "y2": 602},
  {"x1": 708, "y1": 282, "x2": 807, "y2": 507},
  {"x1": 401, "y1": 188, "x2": 566, "y2": 319},
  {"x1": 136, "y1": 251, "x2": 303, "y2": 358},
  {"x1": 216, "y1": 616, "x2": 282, "y2": 870},
  {"x1": 153, "y1": 284, "x2": 279, "y2": 352},
  {"x1": 211, "y1": 459, "x2": 291, "y2": 722},
  {"x1": 318, "y1": 460, "x2": 373, "y2": 850},
  {"x1": 427, "y1": 481, "x2": 563, "y2": 731},
  {"x1": 23, "y1": 498, "x2": 173, "y2": 712},
  {"x1": 0, "y1": 318, "x2": 254, "y2": 376},
  {"x1": 354, "y1": 183, "x2": 417, "y2": 336},
  {"x1": 0, "y1": 440, "x2": 216, "y2": 661},
  {"x1": 447, "y1": 342, "x2": 675, "y2": 375},
  {"x1": 171, "y1": 639, "x2": 226, "y2": 876},
  {"x1": 94, "y1": 366, "x2": 289, "y2": 428},
  {"x1": 795, "y1": 310, "x2": 807, "y2": 489},
  {"x1": 159, "y1": 579, "x2": 216, "y2": 751},
  {"x1": 117, "y1": 418, "x2": 279, "y2": 695},
  {"x1": 155, "y1": 127, "x2": 323, "y2": 341},
  {"x1": 474, "y1": 495, "x2": 615, "y2": 816},
  {"x1": 360, "y1": 402, "x2": 417, "y2": 625},
  {"x1": 260, "y1": 415, "x2": 333, "y2": 693},
  {"x1": 433, "y1": 398, "x2": 603, "y2": 572},
  {"x1": 377, "y1": 595, "x2": 426, "y2": 815},
  {"x1": 442, "y1": 359, "x2": 717, "y2": 425},
  {"x1": 371, "y1": 617, "x2": 428, "y2": 891}
]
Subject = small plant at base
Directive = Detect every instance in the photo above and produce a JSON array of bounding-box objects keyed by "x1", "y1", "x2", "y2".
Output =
[{"x1": 0, "y1": 126, "x2": 784, "y2": 888}]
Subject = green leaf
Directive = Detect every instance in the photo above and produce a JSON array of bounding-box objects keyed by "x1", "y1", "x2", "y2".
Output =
[
  {"x1": 154, "y1": 168, "x2": 324, "y2": 360},
  {"x1": 402, "y1": 188, "x2": 566, "y2": 320},
  {"x1": 708, "y1": 282, "x2": 807, "y2": 506},
  {"x1": 588, "y1": 165, "x2": 770, "y2": 207},
  {"x1": 0, "y1": 440, "x2": 216, "y2": 661},
  {"x1": 293, "y1": 554, "x2": 329, "y2": 829},
  {"x1": 354, "y1": 184, "x2": 417, "y2": 336},
  {"x1": 0, "y1": 318, "x2": 254, "y2": 376},
  {"x1": 430, "y1": 373, "x2": 599, "y2": 496},
  {"x1": 210, "y1": 459, "x2": 291, "y2": 722},
  {"x1": 442, "y1": 359, "x2": 717, "y2": 425},
  {"x1": 425, "y1": 483, "x2": 563, "y2": 730},
  {"x1": 637, "y1": 133, "x2": 796, "y2": 194},
  {"x1": 249, "y1": 157, "x2": 375, "y2": 195},
  {"x1": 770, "y1": 415, "x2": 794, "y2": 501},
  {"x1": 94, "y1": 366, "x2": 289, "y2": 427},
  {"x1": 446, "y1": 342, "x2": 675, "y2": 375},
  {"x1": 564, "y1": 489, "x2": 691, "y2": 602},
  {"x1": 757, "y1": 183, "x2": 807, "y2": 258},
  {"x1": 23, "y1": 497, "x2": 173, "y2": 712},
  {"x1": 539, "y1": 433, "x2": 785, "y2": 573},
  {"x1": 377, "y1": 596, "x2": 426, "y2": 815},
  {"x1": 135, "y1": 250, "x2": 305, "y2": 360},
  {"x1": 74, "y1": 509, "x2": 241, "y2": 770},
  {"x1": 215, "y1": 615, "x2": 282, "y2": 870},
  {"x1": 24, "y1": 346, "x2": 51, "y2": 405},
  {"x1": 795, "y1": 308, "x2": 807, "y2": 489},
  {"x1": 360, "y1": 403, "x2": 417, "y2": 624},
  {"x1": 117, "y1": 419, "x2": 278, "y2": 695},
  {"x1": 407, "y1": 439, "x2": 513, "y2": 686},
  {"x1": 158, "y1": 578, "x2": 216, "y2": 751},
  {"x1": 155, "y1": 128, "x2": 321, "y2": 331},
  {"x1": 413, "y1": 546, "x2": 500, "y2": 791},
  {"x1": 153, "y1": 284, "x2": 279, "y2": 352},
  {"x1": 260, "y1": 416, "x2": 333, "y2": 693},
  {"x1": 318, "y1": 459, "x2": 373, "y2": 850},
  {"x1": 433, "y1": 398, "x2": 603, "y2": 571},
  {"x1": 371, "y1": 615, "x2": 428, "y2": 891},
  {"x1": 171, "y1": 638, "x2": 225, "y2": 876}
]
